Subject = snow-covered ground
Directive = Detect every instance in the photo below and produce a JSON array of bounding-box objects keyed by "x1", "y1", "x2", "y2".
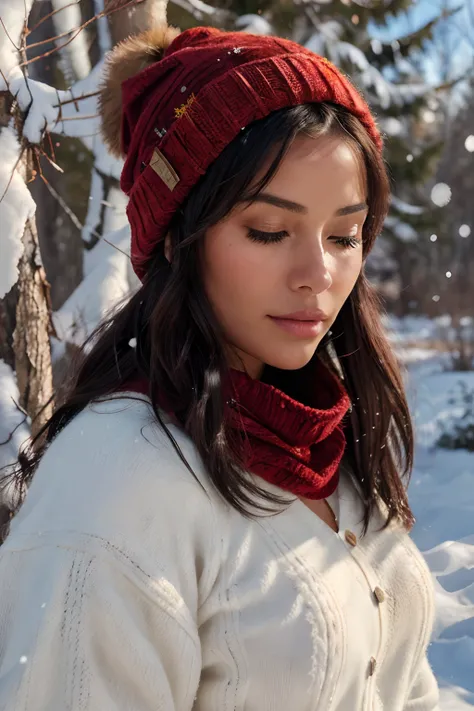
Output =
[{"x1": 392, "y1": 321, "x2": 474, "y2": 709}]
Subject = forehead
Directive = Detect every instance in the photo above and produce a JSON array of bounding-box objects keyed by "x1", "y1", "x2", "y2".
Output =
[{"x1": 260, "y1": 134, "x2": 367, "y2": 212}]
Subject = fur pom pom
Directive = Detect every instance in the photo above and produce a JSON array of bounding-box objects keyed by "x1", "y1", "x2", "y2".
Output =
[{"x1": 98, "y1": 24, "x2": 181, "y2": 158}]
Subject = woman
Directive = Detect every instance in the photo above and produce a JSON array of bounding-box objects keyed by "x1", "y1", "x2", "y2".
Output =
[{"x1": 0, "y1": 24, "x2": 439, "y2": 711}]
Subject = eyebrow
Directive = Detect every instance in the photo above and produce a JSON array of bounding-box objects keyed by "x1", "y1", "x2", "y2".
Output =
[{"x1": 249, "y1": 193, "x2": 368, "y2": 217}]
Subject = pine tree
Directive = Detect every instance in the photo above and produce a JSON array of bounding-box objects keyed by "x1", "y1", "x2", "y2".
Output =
[{"x1": 168, "y1": 0, "x2": 453, "y2": 314}]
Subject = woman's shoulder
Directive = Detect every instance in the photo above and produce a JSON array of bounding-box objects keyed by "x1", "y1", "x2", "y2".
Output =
[{"x1": 7, "y1": 395, "x2": 223, "y2": 593}]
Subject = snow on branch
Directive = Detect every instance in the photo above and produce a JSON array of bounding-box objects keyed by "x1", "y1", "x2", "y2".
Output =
[
  {"x1": 391, "y1": 195, "x2": 425, "y2": 216},
  {"x1": 54, "y1": 224, "x2": 138, "y2": 346},
  {"x1": 50, "y1": 0, "x2": 92, "y2": 81},
  {"x1": 0, "y1": 127, "x2": 36, "y2": 299},
  {"x1": 0, "y1": 2, "x2": 35, "y2": 78}
]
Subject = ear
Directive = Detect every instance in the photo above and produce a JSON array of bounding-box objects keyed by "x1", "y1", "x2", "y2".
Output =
[{"x1": 164, "y1": 234, "x2": 172, "y2": 263}]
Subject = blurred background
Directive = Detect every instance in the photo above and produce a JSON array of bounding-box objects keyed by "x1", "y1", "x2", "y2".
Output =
[{"x1": 1, "y1": 1, "x2": 474, "y2": 707}]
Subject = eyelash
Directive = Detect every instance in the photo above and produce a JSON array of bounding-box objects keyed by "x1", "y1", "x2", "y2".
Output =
[{"x1": 246, "y1": 228, "x2": 361, "y2": 249}]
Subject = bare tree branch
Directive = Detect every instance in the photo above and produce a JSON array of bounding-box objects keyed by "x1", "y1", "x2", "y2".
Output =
[
  {"x1": 169, "y1": 0, "x2": 234, "y2": 23},
  {"x1": 40, "y1": 174, "x2": 130, "y2": 260},
  {"x1": 0, "y1": 147, "x2": 26, "y2": 205},
  {"x1": 0, "y1": 17, "x2": 21, "y2": 52},
  {"x1": 19, "y1": 0, "x2": 147, "y2": 66}
]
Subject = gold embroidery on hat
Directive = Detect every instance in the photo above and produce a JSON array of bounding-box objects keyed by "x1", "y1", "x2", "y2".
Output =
[
  {"x1": 149, "y1": 148, "x2": 180, "y2": 191},
  {"x1": 174, "y1": 92, "x2": 196, "y2": 119}
]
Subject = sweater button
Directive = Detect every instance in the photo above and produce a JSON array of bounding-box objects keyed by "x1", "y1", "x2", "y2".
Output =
[
  {"x1": 344, "y1": 530, "x2": 357, "y2": 547},
  {"x1": 369, "y1": 657, "x2": 377, "y2": 676},
  {"x1": 374, "y1": 586, "x2": 386, "y2": 604}
]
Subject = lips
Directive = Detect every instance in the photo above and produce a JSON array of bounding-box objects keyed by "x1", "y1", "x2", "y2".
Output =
[
  {"x1": 272, "y1": 310, "x2": 328, "y2": 322},
  {"x1": 268, "y1": 311, "x2": 327, "y2": 339}
]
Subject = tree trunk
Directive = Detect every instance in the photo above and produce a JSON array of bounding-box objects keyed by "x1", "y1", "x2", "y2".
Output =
[
  {"x1": 13, "y1": 212, "x2": 55, "y2": 436},
  {"x1": 0, "y1": 102, "x2": 54, "y2": 439}
]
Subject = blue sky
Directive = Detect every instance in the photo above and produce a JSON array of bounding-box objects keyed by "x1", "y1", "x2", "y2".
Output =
[{"x1": 369, "y1": 0, "x2": 473, "y2": 86}]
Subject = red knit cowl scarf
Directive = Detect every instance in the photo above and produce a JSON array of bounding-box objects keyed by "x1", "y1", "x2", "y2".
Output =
[
  {"x1": 122, "y1": 357, "x2": 350, "y2": 500},
  {"x1": 225, "y1": 358, "x2": 350, "y2": 500}
]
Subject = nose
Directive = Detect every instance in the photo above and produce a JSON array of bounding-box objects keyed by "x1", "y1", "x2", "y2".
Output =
[{"x1": 288, "y1": 240, "x2": 333, "y2": 294}]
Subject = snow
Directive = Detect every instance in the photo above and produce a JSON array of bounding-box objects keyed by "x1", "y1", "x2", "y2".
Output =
[
  {"x1": 0, "y1": 1, "x2": 35, "y2": 78},
  {"x1": 0, "y1": 126, "x2": 36, "y2": 299},
  {"x1": 0, "y1": 360, "x2": 30, "y2": 472},
  {"x1": 384, "y1": 214, "x2": 418, "y2": 242},
  {"x1": 380, "y1": 116, "x2": 403, "y2": 136},
  {"x1": 391, "y1": 195, "x2": 425, "y2": 215},
  {"x1": 465, "y1": 136, "x2": 474, "y2": 153},
  {"x1": 431, "y1": 183, "x2": 452, "y2": 208},
  {"x1": 388, "y1": 323, "x2": 474, "y2": 708},
  {"x1": 460, "y1": 225, "x2": 471, "y2": 238},
  {"x1": 54, "y1": 225, "x2": 138, "y2": 345},
  {"x1": 93, "y1": 0, "x2": 111, "y2": 56},
  {"x1": 51, "y1": 0, "x2": 91, "y2": 81},
  {"x1": 235, "y1": 14, "x2": 273, "y2": 35}
]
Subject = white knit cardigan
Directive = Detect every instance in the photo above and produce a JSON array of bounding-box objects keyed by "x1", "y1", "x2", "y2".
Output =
[{"x1": 0, "y1": 395, "x2": 440, "y2": 711}]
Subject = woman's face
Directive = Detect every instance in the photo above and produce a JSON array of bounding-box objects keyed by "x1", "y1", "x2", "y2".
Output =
[{"x1": 202, "y1": 133, "x2": 368, "y2": 379}]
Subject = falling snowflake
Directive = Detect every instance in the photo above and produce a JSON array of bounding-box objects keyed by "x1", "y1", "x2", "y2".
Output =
[
  {"x1": 422, "y1": 109, "x2": 436, "y2": 124},
  {"x1": 459, "y1": 224, "x2": 471, "y2": 238},
  {"x1": 430, "y1": 234, "x2": 438, "y2": 242},
  {"x1": 383, "y1": 117, "x2": 402, "y2": 136},
  {"x1": 465, "y1": 135, "x2": 474, "y2": 152},
  {"x1": 431, "y1": 183, "x2": 451, "y2": 207},
  {"x1": 129, "y1": 338, "x2": 137, "y2": 349},
  {"x1": 406, "y1": 154, "x2": 414, "y2": 162},
  {"x1": 371, "y1": 39, "x2": 383, "y2": 55},
  {"x1": 432, "y1": 295, "x2": 440, "y2": 302},
  {"x1": 20, "y1": 656, "x2": 27, "y2": 664},
  {"x1": 446, "y1": 271, "x2": 452, "y2": 278}
]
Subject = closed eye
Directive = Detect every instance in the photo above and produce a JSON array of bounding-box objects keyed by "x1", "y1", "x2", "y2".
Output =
[
  {"x1": 247, "y1": 228, "x2": 288, "y2": 244},
  {"x1": 331, "y1": 236, "x2": 361, "y2": 249}
]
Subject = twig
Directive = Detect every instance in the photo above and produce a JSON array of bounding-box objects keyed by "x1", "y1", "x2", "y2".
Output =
[
  {"x1": 41, "y1": 174, "x2": 130, "y2": 260},
  {"x1": 0, "y1": 410, "x2": 28, "y2": 447},
  {"x1": 0, "y1": 67, "x2": 10, "y2": 90},
  {"x1": 28, "y1": 1, "x2": 82, "y2": 35},
  {"x1": 46, "y1": 131, "x2": 56, "y2": 164},
  {"x1": 19, "y1": 28, "x2": 82, "y2": 67},
  {"x1": 0, "y1": 16, "x2": 21, "y2": 52},
  {"x1": 41, "y1": 173, "x2": 98, "y2": 235},
  {"x1": 59, "y1": 114, "x2": 100, "y2": 121},
  {"x1": 37, "y1": 146, "x2": 64, "y2": 174},
  {"x1": 55, "y1": 90, "x2": 101, "y2": 108},
  {"x1": 24, "y1": 0, "x2": 147, "y2": 52},
  {"x1": 101, "y1": 237, "x2": 131, "y2": 260},
  {"x1": 0, "y1": 147, "x2": 25, "y2": 205}
]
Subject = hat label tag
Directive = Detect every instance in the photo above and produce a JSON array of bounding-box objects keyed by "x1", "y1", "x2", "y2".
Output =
[{"x1": 149, "y1": 148, "x2": 180, "y2": 191}]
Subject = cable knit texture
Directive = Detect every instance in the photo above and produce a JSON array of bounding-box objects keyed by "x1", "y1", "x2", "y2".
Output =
[
  {"x1": 226, "y1": 358, "x2": 350, "y2": 499},
  {"x1": 0, "y1": 396, "x2": 440, "y2": 711},
  {"x1": 99, "y1": 25, "x2": 383, "y2": 279}
]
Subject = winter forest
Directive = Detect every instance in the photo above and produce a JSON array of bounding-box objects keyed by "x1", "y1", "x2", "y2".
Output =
[{"x1": 0, "y1": 0, "x2": 474, "y2": 706}]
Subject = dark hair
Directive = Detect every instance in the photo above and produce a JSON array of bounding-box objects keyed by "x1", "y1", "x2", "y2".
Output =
[{"x1": 2, "y1": 102, "x2": 414, "y2": 536}]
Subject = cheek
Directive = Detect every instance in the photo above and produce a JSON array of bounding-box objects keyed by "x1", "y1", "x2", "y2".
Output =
[
  {"x1": 331, "y1": 251, "x2": 363, "y2": 296},
  {"x1": 202, "y1": 228, "x2": 272, "y2": 310}
]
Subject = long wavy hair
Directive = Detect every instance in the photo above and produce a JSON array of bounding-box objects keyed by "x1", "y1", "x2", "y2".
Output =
[{"x1": 2, "y1": 102, "x2": 414, "y2": 536}]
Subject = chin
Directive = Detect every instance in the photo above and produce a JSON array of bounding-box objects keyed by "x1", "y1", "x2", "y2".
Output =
[{"x1": 262, "y1": 342, "x2": 321, "y2": 371}]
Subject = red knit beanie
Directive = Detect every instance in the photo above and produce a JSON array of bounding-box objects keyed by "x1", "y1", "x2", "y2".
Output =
[{"x1": 99, "y1": 25, "x2": 382, "y2": 281}]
